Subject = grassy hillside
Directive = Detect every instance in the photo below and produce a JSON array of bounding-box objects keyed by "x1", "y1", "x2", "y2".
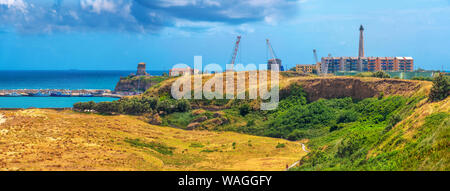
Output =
[
  {"x1": 65, "y1": 72, "x2": 448, "y2": 171},
  {"x1": 292, "y1": 97, "x2": 449, "y2": 171},
  {"x1": 137, "y1": 72, "x2": 448, "y2": 170},
  {"x1": 0, "y1": 109, "x2": 305, "y2": 171}
]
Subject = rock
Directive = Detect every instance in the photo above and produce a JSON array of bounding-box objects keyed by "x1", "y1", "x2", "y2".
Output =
[
  {"x1": 186, "y1": 122, "x2": 201, "y2": 130},
  {"x1": 213, "y1": 112, "x2": 222, "y2": 118},
  {"x1": 192, "y1": 116, "x2": 208, "y2": 123}
]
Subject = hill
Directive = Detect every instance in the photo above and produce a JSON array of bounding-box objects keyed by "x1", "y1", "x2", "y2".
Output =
[
  {"x1": 135, "y1": 72, "x2": 448, "y2": 170},
  {"x1": 0, "y1": 109, "x2": 304, "y2": 171},
  {"x1": 2, "y1": 72, "x2": 447, "y2": 171}
]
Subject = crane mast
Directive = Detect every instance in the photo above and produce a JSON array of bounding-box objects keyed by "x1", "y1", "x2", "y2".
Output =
[
  {"x1": 313, "y1": 49, "x2": 320, "y2": 74},
  {"x1": 228, "y1": 36, "x2": 241, "y2": 71},
  {"x1": 266, "y1": 39, "x2": 283, "y2": 71}
]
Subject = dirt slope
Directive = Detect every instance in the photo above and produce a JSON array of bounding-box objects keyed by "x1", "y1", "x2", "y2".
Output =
[{"x1": 287, "y1": 76, "x2": 430, "y2": 101}]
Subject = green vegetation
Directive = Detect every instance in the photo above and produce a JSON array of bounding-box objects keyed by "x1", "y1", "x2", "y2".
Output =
[
  {"x1": 189, "y1": 143, "x2": 204, "y2": 148},
  {"x1": 411, "y1": 76, "x2": 434, "y2": 81},
  {"x1": 239, "y1": 104, "x2": 251, "y2": 116},
  {"x1": 124, "y1": 138, "x2": 175, "y2": 155},
  {"x1": 288, "y1": 93, "x2": 448, "y2": 170},
  {"x1": 356, "y1": 71, "x2": 391, "y2": 78},
  {"x1": 429, "y1": 73, "x2": 449, "y2": 102},
  {"x1": 74, "y1": 96, "x2": 191, "y2": 115},
  {"x1": 162, "y1": 112, "x2": 194, "y2": 128},
  {"x1": 276, "y1": 143, "x2": 286, "y2": 148},
  {"x1": 72, "y1": 74, "x2": 448, "y2": 170}
]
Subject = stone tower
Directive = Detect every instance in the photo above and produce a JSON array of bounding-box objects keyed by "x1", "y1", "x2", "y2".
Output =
[
  {"x1": 136, "y1": 62, "x2": 148, "y2": 76},
  {"x1": 358, "y1": 25, "x2": 364, "y2": 57}
]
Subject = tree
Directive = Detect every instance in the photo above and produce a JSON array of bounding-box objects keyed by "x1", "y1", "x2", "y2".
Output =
[{"x1": 429, "y1": 73, "x2": 449, "y2": 102}]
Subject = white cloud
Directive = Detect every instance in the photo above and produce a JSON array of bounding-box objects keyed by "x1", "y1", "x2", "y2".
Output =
[
  {"x1": 0, "y1": 0, "x2": 27, "y2": 13},
  {"x1": 80, "y1": 0, "x2": 117, "y2": 14},
  {"x1": 158, "y1": 0, "x2": 221, "y2": 7},
  {"x1": 0, "y1": 0, "x2": 301, "y2": 34},
  {"x1": 158, "y1": 0, "x2": 197, "y2": 7},
  {"x1": 264, "y1": 15, "x2": 278, "y2": 25}
]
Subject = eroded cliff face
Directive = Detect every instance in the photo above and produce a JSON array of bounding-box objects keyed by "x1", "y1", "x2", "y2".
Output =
[
  {"x1": 114, "y1": 76, "x2": 165, "y2": 92},
  {"x1": 142, "y1": 73, "x2": 429, "y2": 102},
  {"x1": 293, "y1": 77, "x2": 425, "y2": 101}
]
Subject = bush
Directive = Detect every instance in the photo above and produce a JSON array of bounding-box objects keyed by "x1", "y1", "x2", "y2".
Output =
[
  {"x1": 95, "y1": 101, "x2": 119, "y2": 114},
  {"x1": 336, "y1": 134, "x2": 367, "y2": 158},
  {"x1": 429, "y1": 73, "x2": 449, "y2": 102},
  {"x1": 329, "y1": 124, "x2": 344, "y2": 132},
  {"x1": 246, "y1": 119, "x2": 255, "y2": 127},
  {"x1": 73, "y1": 101, "x2": 96, "y2": 112},
  {"x1": 73, "y1": 95, "x2": 190, "y2": 115},
  {"x1": 276, "y1": 143, "x2": 286, "y2": 148},
  {"x1": 337, "y1": 110, "x2": 359, "y2": 123},
  {"x1": 372, "y1": 71, "x2": 390, "y2": 78},
  {"x1": 239, "y1": 104, "x2": 251, "y2": 116},
  {"x1": 411, "y1": 76, "x2": 433, "y2": 81},
  {"x1": 176, "y1": 99, "x2": 191, "y2": 112},
  {"x1": 124, "y1": 138, "x2": 175, "y2": 155},
  {"x1": 287, "y1": 129, "x2": 307, "y2": 140}
]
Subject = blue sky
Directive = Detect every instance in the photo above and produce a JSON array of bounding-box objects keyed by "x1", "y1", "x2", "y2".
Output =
[{"x1": 0, "y1": 0, "x2": 449, "y2": 71}]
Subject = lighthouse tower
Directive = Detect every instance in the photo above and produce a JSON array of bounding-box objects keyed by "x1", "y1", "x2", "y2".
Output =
[
  {"x1": 358, "y1": 25, "x2": 364, "y2": 57},
  {"x1": 357, "y1": 25, "x2": 365, "y2": 71}
]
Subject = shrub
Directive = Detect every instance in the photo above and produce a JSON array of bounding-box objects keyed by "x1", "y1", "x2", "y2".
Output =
[
  {"x1": 337, "y1": 110, "x2": 359, "y2": 123},
  {"x1": 287, "y1": 129, "x2": 307, "y2": 140},
  {"x1": 276, "y1": 143, "x2": 286, "y2": 148},
  {"x1": 189, "y1": 143, "x2": 204, "y2": 148},
  {"x1": 95, "y1": 101, "x2": 118, "y2": 114},
  {"x1": 372, "y1": 71, "x2": 390, "y2": 78},
  {"x1": 378, "y1": 92, "x2": 384, "y2": 100},
  {"x1": 73, "y1": 101, "x2": 96, "y2": 112},
  {"x1": 411, "y1": 76, "x2": 433, "y2": 81},
  {"x1": 124, "y1": 138, "x2": 175, "y2": 155},
  {"x1": 336, "y1": 134, "x2": 367, "y2": 158},
  {"x1": 246, "y1": 119, "x2": 255, "y2": 127},
  {"x1": 239, "y1": 104, "x2": 251, "y2": 116},
  {"x1": 176, "y1": 99, "x2": 191, "y2": 112},
  {"x1": 329, "y1": 124, "x2": 344, "y2": 132},
  {"x1": 429, "y1": 73, "x2": 449, "y2": 102}
]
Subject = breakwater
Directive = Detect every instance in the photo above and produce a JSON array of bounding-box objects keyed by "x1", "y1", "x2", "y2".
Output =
[{"x1": 0, "y1": 89, "x2": 123, "y2": 98}]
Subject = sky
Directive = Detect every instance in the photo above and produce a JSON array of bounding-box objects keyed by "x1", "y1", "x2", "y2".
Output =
[{"x1": 0, "y1": 0, "x2": 449, "y2": 71}]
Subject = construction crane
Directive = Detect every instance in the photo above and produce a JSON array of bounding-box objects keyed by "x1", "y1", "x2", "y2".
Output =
[
  {"x1": 313, "y1": 49, "x2": 320, "y2": 74},
  {"x1": 228, "y1": 36, "x2": 241, "y2": 71},
  {"x1": 266, "y1": 39, "x2": 283, "y2": 71}
]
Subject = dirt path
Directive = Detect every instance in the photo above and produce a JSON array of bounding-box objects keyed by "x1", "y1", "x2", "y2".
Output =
[
  {"x1": 286, "y1": 143, "x2": 309, "y2": 170},
  {"x1": 0, "y1": 114, "x2": 5, "y2": 125}
]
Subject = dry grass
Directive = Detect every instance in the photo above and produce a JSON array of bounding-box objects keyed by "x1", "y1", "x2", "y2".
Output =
[{"x1": 0, "y1": 109, "x2": 305, "y2": 171}]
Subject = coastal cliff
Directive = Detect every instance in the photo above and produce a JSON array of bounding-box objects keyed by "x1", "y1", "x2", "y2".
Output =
[{"x1": 114, "y1": 76, "x2": 168, "y2": 92}]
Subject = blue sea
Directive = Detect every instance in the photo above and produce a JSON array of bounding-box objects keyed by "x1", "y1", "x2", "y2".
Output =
[{"x1": 0, "y1": 70, "x2": 166, "y2": 108}]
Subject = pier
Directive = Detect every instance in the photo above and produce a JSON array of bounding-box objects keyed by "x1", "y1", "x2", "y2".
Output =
[{"x1": 0, "y1": 89, "x2": 123, "y2": 98}]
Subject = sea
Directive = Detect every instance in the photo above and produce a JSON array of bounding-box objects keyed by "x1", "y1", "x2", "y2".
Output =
[{"x1": 0, "y1": 70, "x2": 166, "y2": 108}]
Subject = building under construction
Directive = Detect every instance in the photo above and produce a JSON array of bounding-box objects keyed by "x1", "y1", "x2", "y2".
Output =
[{"x1": 321, "y1": 25, "x2": 414, "y2": 74}]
